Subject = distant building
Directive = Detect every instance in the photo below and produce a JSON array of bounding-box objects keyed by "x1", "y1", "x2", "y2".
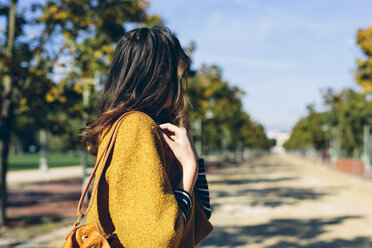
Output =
[{"x1": 267, "y1": 131, "x2": 290, "y2": 154}]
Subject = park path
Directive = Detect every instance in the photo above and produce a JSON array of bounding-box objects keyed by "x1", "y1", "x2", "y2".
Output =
[
  {"x1": 199, "y1": 154, "x2": 372, "y2": 248},
  {"x1": 3, "y1": 154, "x2": 372, "y2": 247},
  {"x1": 7, "y1": 165, "x2": 83, "y2": 186}
]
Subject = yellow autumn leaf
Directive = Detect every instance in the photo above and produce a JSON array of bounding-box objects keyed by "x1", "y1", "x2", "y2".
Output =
[
  {"x1": 56, "y1": 11, "x2": 68, "y2": 20},
  {"x1": 73, "y1": 82, "x2": 83, "y2": 93},
  {"x1": 46, "y1": 93, "x2": 54, "y2": 103},
  {"x1": 94, "y1": 50, "x2": 103, "y2": 58},
  {"x1": 102, "y1": 45, "x2": 114, "y2": 54},
  {"x1": 49, "y1": 6, "x2": 58, "y2": 14}
]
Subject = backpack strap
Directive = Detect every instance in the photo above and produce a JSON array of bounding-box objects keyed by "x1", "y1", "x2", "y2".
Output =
[{"x1": 76, "y1": 110, "x2": 159, "y2": 219}]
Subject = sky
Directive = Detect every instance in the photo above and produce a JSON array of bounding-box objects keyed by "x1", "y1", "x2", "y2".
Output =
[
  {"x1": 1, "y1": 0, "x2": 371, "y2": 133},
  {"x1": 148, "y1": 0, "x2": 372, "y2": 132}
]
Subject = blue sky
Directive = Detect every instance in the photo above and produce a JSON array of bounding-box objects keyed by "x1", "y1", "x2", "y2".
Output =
[
  {"x1": 148, "y1": 0, "x2": 372, "y2": 132},
  {"x1": 1, "y1": 0, "x2": 371, "y2": 132}
]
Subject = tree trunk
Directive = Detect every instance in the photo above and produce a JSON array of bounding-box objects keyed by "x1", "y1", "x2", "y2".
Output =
[
  {"x1": 0, "y1": 105, "x2": 13, "y2": 226},
  {"x1": 0, "y1": 0, "x2": 16, "y2": 226}
]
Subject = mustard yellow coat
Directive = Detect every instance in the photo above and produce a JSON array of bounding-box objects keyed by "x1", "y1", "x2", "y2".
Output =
[{"x1": 86, "y1": 112, "x2": 213, "y2": 247}]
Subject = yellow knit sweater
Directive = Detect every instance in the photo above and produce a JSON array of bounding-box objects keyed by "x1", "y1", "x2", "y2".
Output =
[{"x1": 86, "y1": 112, "x2": 213, "y2": 247}]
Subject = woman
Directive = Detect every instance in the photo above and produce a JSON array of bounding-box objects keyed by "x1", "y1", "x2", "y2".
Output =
[{"x1": 82, "y1": 26, "x2": 213, "y2": 247}]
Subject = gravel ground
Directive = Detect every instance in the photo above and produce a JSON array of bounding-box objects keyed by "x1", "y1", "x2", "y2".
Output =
[
  {"x1": 199, "y1": 154, "x2": 372, "y2": 248},
  {"x1": 3, "y1": 153, "x2": 372, "y2": 247}
]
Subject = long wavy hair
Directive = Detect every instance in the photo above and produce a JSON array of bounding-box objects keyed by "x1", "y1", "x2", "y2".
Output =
[{"x1": 82, "y1": 26, "x2": 191, "y2": 156}]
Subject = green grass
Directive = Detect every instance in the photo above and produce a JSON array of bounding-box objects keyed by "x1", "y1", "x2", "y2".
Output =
[{"x1": 8, "y1": 152, "x2": 94, "y2": 171}]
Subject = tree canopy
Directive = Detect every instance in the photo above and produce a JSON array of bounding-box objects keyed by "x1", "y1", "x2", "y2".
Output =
[
  {"x1": 284, "y1": 88, "x2": 372, "y2": 156},
  {"x1": 0, "y1": 0, "x2": 163, "y2": 226},
  {"x1": 356, "y1": 27, "x2": 372, "y2": 94},
  {"x1": 187, "y1": 64, "x2": 272, "y2": 153}
]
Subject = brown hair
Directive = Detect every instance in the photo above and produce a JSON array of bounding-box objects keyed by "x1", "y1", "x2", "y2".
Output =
[{"x1": 82, "y1": 26, "x2": 191, "y2": 156}]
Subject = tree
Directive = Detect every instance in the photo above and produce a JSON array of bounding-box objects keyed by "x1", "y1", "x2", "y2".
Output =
[
  {"x1": 0, "y1": 0, "x2": 16, "y2": 226},
  {"x1": 284, "y1": 88, "x2": 372, "y2": 157},
  {"x1": 0, "y1": 0, "x2": 162, "y2": 226},
  {"x1": 186, "y1": 64, "x2": 272, "y2": 153},
  {"x1": 323, "y1": 88, "x2": 372, "y2": 156},
  {"x1": 35, "y1": 0, "x2": 164, "y2": 150},
  {"x1": 0, "y1": 0, "x2": 82, "y2": 226},
  {"x1": 356, "y1": 27, "x2": 372, "y2": 94},
  {"x1": 38, "y1": 0, "x2": 163, "y2": 105},
  {"x1": 284, "y1": 110, "x2": 328, "y2": 150}
]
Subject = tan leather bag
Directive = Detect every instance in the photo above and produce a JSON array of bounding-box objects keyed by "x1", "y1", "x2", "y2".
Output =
[{"x1": 62, "y1": 112, "x2": 134, "y2": 248}]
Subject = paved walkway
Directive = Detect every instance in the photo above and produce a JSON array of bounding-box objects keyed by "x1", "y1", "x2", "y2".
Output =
[
  {"x1": 3, "y1": 154, "x2": 372, "y2": 247},
  {"x1": 7, "y1": 166, "x2": 83, "y2": 186}
]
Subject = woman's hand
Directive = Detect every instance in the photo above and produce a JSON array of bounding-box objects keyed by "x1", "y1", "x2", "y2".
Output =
[{"x1": 158, "y1": 123, "x2": 198, "y2": 194}]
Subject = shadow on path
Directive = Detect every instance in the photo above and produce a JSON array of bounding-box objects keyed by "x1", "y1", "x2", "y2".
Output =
[
  {"x1": 7, "y1": 178, "x2": 81, "y2": 226},
  {"x1": 210, "y1": 158, "x2": 335, "y2": 210},
  {"x1": 267, "y1": 237, "x2": 372, "y2": 248},
  {"x1": 200, "y1": 216, "x2": 367, "y2": 247},
  {"x1": 212, "y1": 186, "x2": 332, "y2": 210},
  {"x1": 211, "y1": 177, "x2": 298, "y2": 185}
]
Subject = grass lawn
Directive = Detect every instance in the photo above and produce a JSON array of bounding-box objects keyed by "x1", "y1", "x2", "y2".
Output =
[{"x1": 8, "y1": 152, "x2": 94, "y2": 171}]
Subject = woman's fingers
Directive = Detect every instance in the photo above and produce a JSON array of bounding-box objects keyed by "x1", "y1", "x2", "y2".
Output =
[
  {"x1": 158, "y1": 123, "x2": 181, "y2": 137},
  {"x1": 158, "y1": 123, "x2": 177, "y2": 130},
  {"x1": 159, "y1": 131, "x2": 175, "y2": 147}
]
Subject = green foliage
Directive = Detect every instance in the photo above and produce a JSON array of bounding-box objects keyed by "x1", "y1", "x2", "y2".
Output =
[
  {"x1": 284, "y1": 109, "x2": 328, "y2": 150},
  {"x1": 284, "y1": 88, "x2": 372, "y2": 155},
  {"x1": 186, "y1": 64, "x2": 272, "y2": 152},
  {"x1": 37, "y1": 0, "x2": 163, "y2": 83},
  {"x1": 0, "y1": 3, "x2": 56, "y2": 126},
  {"x1": 323, "y1": 88, "x2": 372, "y2": 154},
  {"x1": 0, "y1": 0, "x2": 164, "y2": 152},
  {"x1": 36, "y1": 0, "x2": 163, "y2": 113}
]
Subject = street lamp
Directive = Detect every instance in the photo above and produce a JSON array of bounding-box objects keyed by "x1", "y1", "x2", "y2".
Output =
[
  {"x1": 362, "y1": 117, "x2": 372, "y2": 171},
  {"x1": 192, "y1": 109, "x2": 214, "y2": 157}
]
